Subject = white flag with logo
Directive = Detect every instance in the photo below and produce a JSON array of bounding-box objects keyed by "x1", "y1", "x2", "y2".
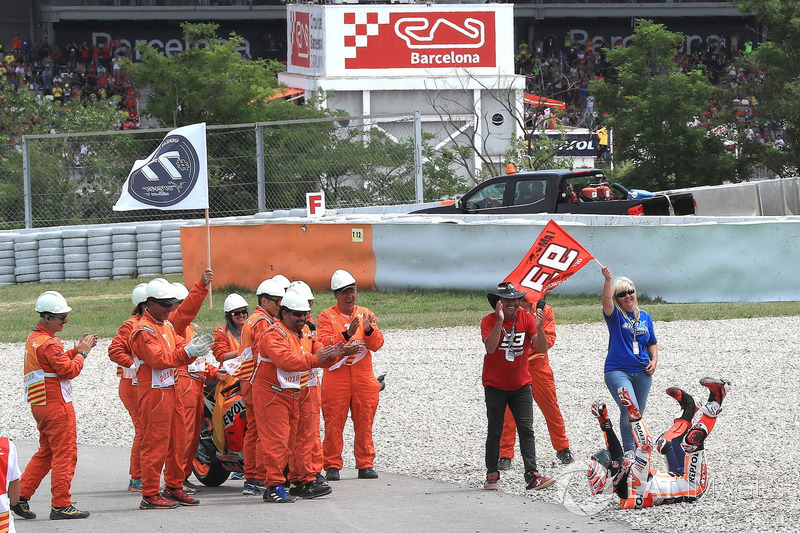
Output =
[{"x1": 113, "y1": 123, "x2": 208, "y2": 211}]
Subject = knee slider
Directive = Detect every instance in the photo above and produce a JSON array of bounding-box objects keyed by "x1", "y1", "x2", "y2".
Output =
[
  {"x1": 681, "y1": 423, "x2": 708, "y2": 452},
  {"x1": 655, "y1": 433, "x2": 672, "y2": 455}
]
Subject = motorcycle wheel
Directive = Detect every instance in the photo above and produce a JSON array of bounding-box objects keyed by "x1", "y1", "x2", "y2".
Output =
[{"x1": 192, "y1": 457, "x2": 230, "y2": 487}]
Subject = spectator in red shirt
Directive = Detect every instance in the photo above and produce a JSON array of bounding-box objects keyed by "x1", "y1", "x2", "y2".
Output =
[{"x1": 480, "y1": 282, "x2": 555, "y2": 492}]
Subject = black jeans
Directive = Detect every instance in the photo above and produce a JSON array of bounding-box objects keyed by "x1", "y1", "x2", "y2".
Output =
[{"x1": 485, "y1": 385, "x2": 537, "y2": 474}]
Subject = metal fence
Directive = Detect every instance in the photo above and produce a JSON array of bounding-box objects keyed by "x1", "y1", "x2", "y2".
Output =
[{"x1": 7, "y1": 113, "x2": 422, "y2": 229}]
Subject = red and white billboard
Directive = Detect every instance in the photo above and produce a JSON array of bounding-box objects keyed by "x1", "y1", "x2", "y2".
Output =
[{"x1": 287, "y1": 4, "x2": 514, "y2": 78}]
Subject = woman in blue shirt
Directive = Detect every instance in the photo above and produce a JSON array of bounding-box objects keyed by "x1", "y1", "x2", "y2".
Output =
[{"x1": 601, "y1": 266, "x2": 658, "y2": 454}]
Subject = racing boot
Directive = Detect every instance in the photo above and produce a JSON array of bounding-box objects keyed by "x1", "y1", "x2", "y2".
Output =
[
  {"x1": 666, "y1": 387, "x2": 698, "y2": 422},
  {"x1": 699, "y1": 377, "x2": 730, "y2": 417}
]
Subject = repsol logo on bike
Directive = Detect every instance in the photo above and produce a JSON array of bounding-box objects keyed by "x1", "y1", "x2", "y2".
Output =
[
  {"x1": 223, "y1": 400, "x2": 246, "y2": 427},
  {"x1": 127, "y1": 134, "x2": 200, "y2": 208}
]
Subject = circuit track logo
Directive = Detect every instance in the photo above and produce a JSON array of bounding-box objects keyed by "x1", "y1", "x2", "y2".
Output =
[
  {"x1": 127, "y1": 135, "x2": 200, "y2": 208},
  {"x1": 394, "y1": 17, "x2": 485, "y2": 49}
]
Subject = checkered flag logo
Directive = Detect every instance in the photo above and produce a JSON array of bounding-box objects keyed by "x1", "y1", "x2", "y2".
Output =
[{"x1": 343, "y1": 11, "x2": 390, "y2": 58}]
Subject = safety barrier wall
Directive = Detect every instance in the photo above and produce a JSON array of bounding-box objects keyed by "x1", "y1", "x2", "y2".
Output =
[
  {"x1": 3, "y1": 212, "x2": 799, "y2": 303},
  {"x1": 677, "y1": 177, "x2": 800, "y2": 217},
  {"x1": 181, "y1": 213, "x2": 800, "y2": 303}
]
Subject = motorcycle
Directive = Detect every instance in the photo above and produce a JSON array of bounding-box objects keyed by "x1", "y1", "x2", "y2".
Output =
[
  {"x1": 191, "y1": 371, "x2": 386, "y2": 486},
  {"x1": 192, "y1": 375, "x2": 246, "y2": 486}
]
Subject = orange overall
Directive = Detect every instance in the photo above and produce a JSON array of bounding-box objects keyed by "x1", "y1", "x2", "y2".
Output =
[
  {"x1": 316, "y1": 305, "x2": 384, "y2": 471},
  {"x1": 212, "y1": 325, "x2": 240, "y2": 364},
  {"x1": 295, "y1": 322, "x2": 324, "y2": 478},
  {"x1": 499, "y1": 304, "x2": 570, "y2": 456},
  {"x1": 169, "y1": 282, "x2": 209, "y2": 483},
  {"x1": 235, "y1": 306, "x2": 273, "y2": 483},
  {"x1": 20, "y1": 324, "x2": 85, "y2": 507},
  {"x1": 108, "y1": 316, "x2": 142, "y2": 482},
  {"x1": 168, "y1": 280, "x2": 208, "y2": 338},
  {"x1": 252, "y1": 322, "x2": 323, "y2": 487},
  {"x1": 176, "y1": 325, "x2": 220, "y2": 481},
  {"x1": 130, "y1": 312, "x2": 194, "y2": 499}
]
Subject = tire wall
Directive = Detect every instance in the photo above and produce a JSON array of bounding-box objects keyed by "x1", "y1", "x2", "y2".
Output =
[{"x1": 0, "y1": 221, "x2": 187, "y2": 286}]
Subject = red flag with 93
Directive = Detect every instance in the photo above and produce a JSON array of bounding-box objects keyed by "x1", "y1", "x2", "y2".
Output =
[{"x1": 504, "y1": 220, "x2": 594, "y2": 303}]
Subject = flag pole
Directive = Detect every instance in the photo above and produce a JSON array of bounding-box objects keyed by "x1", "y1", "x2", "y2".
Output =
[
  {"x1": 594, "y1": 258, "x2": 605, "y2": 269},
  {"x1": 205, "y1": 208, "x2": 212, "y2": 308}
]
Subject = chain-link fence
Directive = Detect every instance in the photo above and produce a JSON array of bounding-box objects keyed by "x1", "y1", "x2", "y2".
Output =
[{"x1": 5, "y1": 113, "x2": 422, "y2": 229}]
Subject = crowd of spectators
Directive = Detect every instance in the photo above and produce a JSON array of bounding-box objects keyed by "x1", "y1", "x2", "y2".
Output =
[
  {"x1": 0, "y1": 31, "x2": 785, "y2": 148},
  {"x1": 0, "y1": 35, "x2": 140, "y2": 130},
  {"x1": 515, "y1": 33, "x2": 785, "y2": 152}
]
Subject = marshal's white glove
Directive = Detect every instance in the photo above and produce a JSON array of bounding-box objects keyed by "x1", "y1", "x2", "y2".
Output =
[{"x1": 185, "y1": 333, "x2": 214, "y2": 359}]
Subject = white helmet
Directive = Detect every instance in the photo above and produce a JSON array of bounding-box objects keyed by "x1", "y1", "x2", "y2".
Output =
[
  {"x1": 35, "y1": 290, "x2": 72, "y2": 314},
  {"x1": 271, "y1": 274, "x2": 291, "y2": 290},
  {"x1": 131, "y1": 283, "x2": 148, "y2": 306},
  {"x1": 171, "y1": 282, "x2": 189, "y2": 301},
  {"x1": 145, "y1": 277, "x2": 180, "y2": 302},
  {"x1": 331, "y1": 269, "x2": 357, "y2": 291},
  {"x1": 281, "y1": 288, "x2": 311, "y2": 312},
  {"x1": 288, "y1": 280, "x2": 315, "y2": 301},
  {"x1": 256, "y1": 278, "x2": 285, "y2": 299},
  {"x1": 224, "y1": 293, "x2": 249, "y2": 313}
]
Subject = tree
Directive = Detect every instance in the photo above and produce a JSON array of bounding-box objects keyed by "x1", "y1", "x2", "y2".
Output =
[
  {"x1": 0, "y1": 77, "x2": 127, "y2": 228},
  {"x1": 425, "y1": 74, "x2": 572, "y2": 186},
  {"x1": 128, "y1": 22, "x2": 295, "y2": 127},
  {"x1": 733, "y1": 0, "x2": 800, "y2": 176},
  {"x1": 590, "y1": 20, "x2": 735, "y2": 190}
]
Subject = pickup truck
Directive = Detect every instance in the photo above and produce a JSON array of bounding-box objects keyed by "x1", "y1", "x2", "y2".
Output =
[{"x1": 412, "y1": 168, "x2": 696, "y2": 216}]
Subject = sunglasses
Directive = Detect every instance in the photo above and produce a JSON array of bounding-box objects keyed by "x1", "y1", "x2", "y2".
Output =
[
  {"x1": 616, "y1": 290, "x2": 635, "y2": 298},
  {"x1": 265, "y1": 297, "x2": 281, "y2": 303},
  {"x1": 290, "y1": 310, "x2": 310, "y2": 318},
  {"x1": 153, "y1": 299, "x2": 179, "y2": 308},
  {"x1": 335, "y1": 286, "x2": 358, "y2": 295},
  {"x1": 48, "y1": 313, "x2": 68, "y2": 322},
  {"x1": 230, "y1": 309, "x2": 248, "y2": 317}
]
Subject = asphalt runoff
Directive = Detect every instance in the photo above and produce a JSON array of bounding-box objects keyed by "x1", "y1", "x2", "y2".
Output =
[{"x1": 12, "y1": 440, "x2": 631, "y2": 532}]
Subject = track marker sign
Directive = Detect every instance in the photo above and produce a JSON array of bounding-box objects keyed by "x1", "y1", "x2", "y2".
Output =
[{"x1": 306, "y1": 191, "x2": 325, "y2": 218}]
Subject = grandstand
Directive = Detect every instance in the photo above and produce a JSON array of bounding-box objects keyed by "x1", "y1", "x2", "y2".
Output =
[{"x1": 3, "y1": 0, "x2": 758, "y2": 67}]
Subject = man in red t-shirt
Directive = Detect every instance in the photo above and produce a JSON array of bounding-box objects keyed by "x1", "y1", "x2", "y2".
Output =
[{"x1": 480, "y1": 282, "x2": 555, "y2": 492}]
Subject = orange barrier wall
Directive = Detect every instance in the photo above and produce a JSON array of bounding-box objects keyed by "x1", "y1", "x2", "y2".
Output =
[{"x1": 181, "y1": 223, "x2": 377, "y2": 292}]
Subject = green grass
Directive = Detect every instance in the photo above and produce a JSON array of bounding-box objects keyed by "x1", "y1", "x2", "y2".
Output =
[{"x1": 1, "y1": 279, "x2": 799, "y2": 342}]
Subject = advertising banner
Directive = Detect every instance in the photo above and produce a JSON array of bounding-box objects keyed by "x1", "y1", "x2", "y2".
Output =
[{"x1": 287, "y1": 4, "x2": 514, "y2": 78}]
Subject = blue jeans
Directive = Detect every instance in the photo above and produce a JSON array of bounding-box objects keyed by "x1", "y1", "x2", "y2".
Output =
[{"x1": 604, "y1": 370, "x2": 652, "y2": 452}]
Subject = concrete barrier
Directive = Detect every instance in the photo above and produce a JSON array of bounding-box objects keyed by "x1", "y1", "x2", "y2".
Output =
[{"x1": 181, "y1": 213, "x2": 800, "y2": 303}]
